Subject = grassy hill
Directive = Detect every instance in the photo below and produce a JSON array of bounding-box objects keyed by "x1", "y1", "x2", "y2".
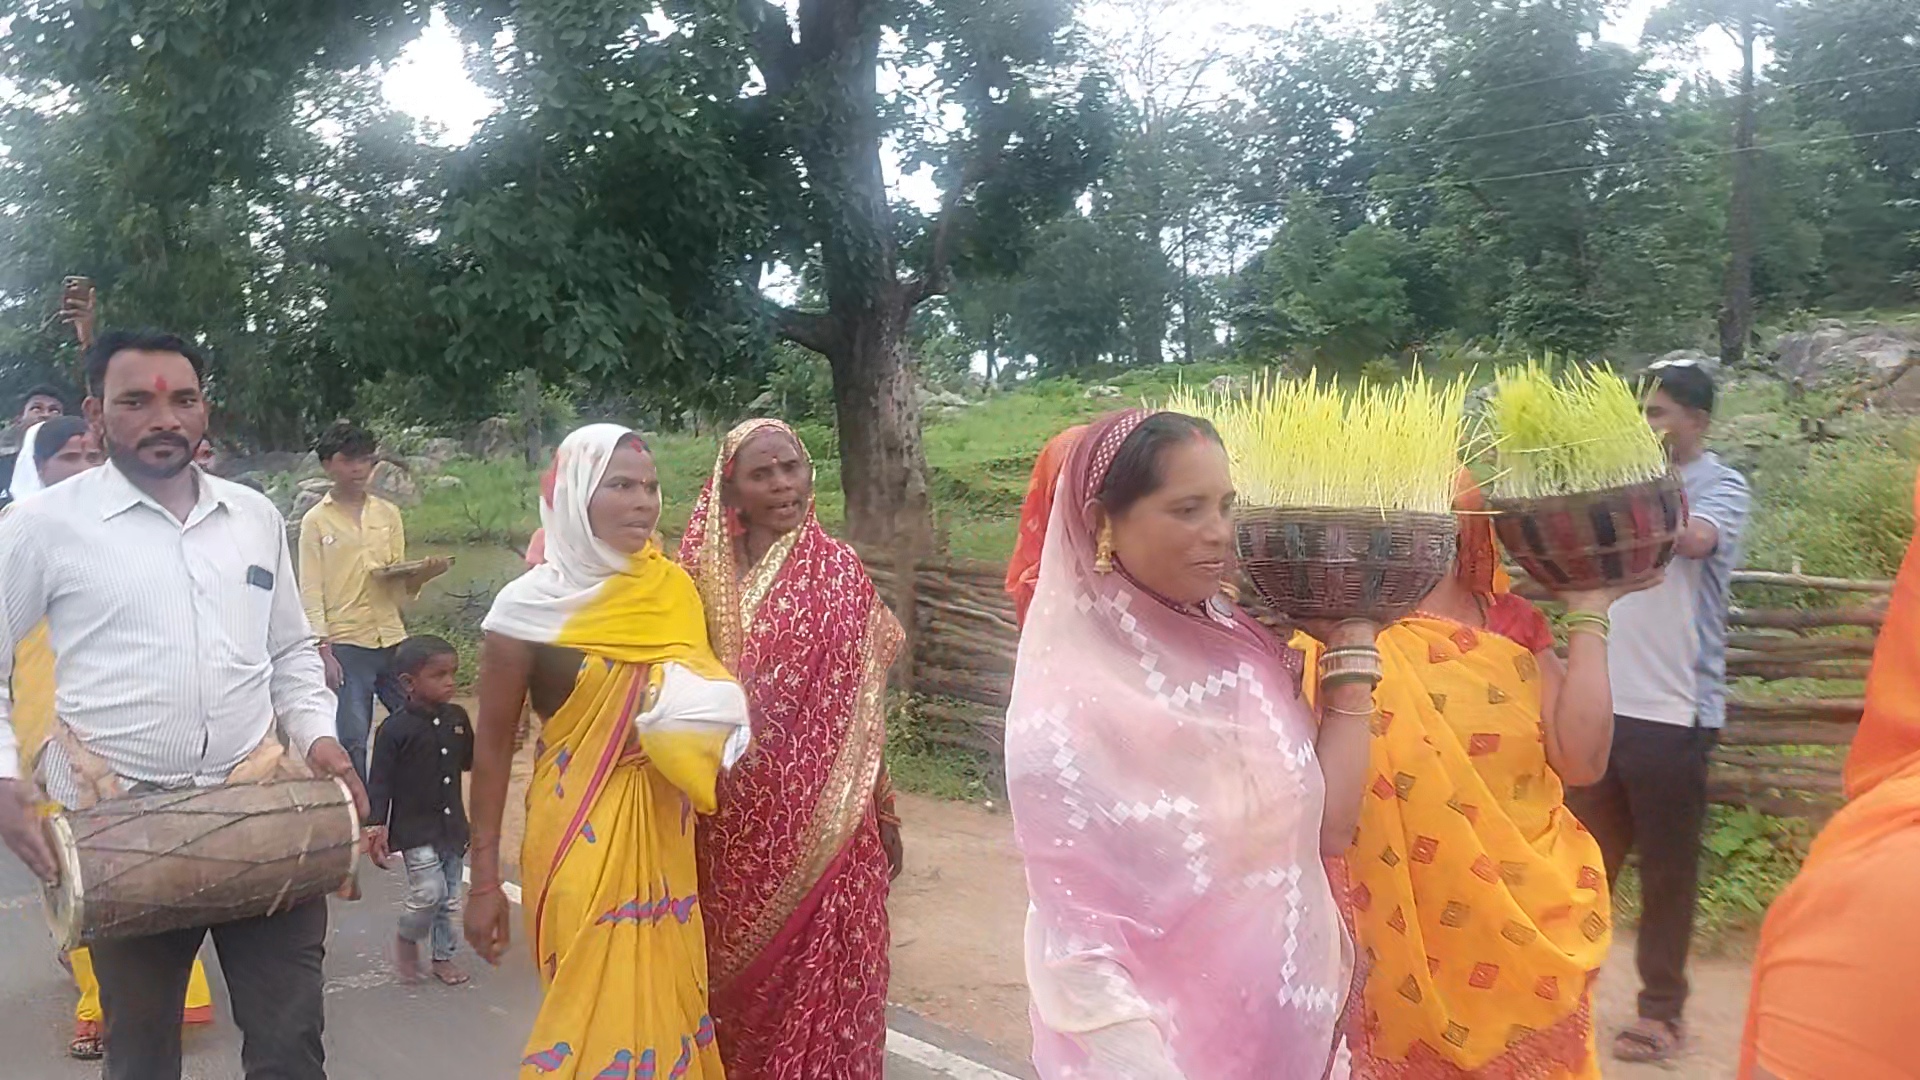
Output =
[{"x1": 410, "y1": 357, "x2": 1918, "y2": 585}]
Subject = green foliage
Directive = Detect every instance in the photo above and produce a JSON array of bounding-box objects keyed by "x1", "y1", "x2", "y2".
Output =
[
  {"x1": 887, "y1": 698, "x2": 997, "y2": 802},
  {"x1": 1741, "y1": 420, "x2": 1918, "y2": 582},
  {"x1": 1611, "y1": 806, "x2": 1813, "y2": 949}
]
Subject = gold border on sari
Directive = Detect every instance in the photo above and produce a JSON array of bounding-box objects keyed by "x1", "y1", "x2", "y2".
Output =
[{"x1": 711, "y1": 601, "x2": 903, "y2": 990}]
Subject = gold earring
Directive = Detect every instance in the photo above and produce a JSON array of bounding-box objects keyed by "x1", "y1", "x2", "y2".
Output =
[{"x1": 1094, "y1": 525, "x2": 1115, "y2": 574}]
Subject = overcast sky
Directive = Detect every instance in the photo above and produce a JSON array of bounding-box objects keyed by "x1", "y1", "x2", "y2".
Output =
[{"x1": 382, "y1": 0, "x2": 1748, "y2": 152}]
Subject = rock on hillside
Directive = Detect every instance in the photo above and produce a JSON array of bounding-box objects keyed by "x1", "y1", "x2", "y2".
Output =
[{"x1": 1769, "y1": 322, "x2": 1918, "y2": 385}]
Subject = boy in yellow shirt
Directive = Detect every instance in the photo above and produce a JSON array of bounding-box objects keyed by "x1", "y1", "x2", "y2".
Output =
[{"x1": 297, "y1": 421, "x2": 448, "y2": 781}]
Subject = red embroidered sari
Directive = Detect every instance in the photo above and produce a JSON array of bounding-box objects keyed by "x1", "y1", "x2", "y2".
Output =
[{"x1": 678, "y1": 419, "x2": 904, "y2": 1080}]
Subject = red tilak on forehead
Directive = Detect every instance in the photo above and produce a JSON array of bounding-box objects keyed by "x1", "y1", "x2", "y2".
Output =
[{"x1": 153, "y1": 375, "x2": 169, "y2": 394}]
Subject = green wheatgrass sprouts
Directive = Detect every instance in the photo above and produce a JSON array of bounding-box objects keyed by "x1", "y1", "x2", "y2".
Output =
[
  {"x1": 1484, "y1": 363, "x2": 1668, "y2": 500},
  {"x1": 1164, "y1": 370, "x2": 1466, "y2": 514}
]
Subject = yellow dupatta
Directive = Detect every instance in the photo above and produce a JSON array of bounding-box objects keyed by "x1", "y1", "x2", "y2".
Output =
[{"x1": 1339, "y1": 618, "x2": 1609, "y2": 1077}]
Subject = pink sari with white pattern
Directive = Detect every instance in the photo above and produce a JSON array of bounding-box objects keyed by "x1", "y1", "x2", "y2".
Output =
[{"x1": 1005, "y1": 410, "x2": 1351, "y2": 1080}]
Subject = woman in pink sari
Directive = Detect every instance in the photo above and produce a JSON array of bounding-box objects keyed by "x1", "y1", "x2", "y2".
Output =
[
  {"x1": 1006, "y1": 409, "x2": 1378, "y2": 1079},
  {"x1": 678, "y1": 419, "x2": 905, "y2": 1079}
]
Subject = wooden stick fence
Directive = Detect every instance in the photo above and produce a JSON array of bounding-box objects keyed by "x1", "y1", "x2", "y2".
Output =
[{"x1": 862, "y1": 552, "x2": 1886, "y2": 819}]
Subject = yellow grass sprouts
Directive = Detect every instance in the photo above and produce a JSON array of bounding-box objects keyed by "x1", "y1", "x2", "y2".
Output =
[
  {"x1": 1165, "y1": 371, "x2": 1466, "y2": 514},
  {"x1": 1484, "y1": 363, "x2": 1668, "y2": 500}
]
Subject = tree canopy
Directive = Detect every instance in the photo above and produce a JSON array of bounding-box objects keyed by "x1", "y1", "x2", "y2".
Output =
[{"x1": 0, "y1": 0, "x2": 1913, "y2": 539}]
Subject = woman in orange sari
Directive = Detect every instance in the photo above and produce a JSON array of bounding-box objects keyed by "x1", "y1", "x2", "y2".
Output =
[
  {"x1": 1738, "y1": 470, "x2": 1920, "y2": 1080},
  {"x1": 678, "y1": 419, "x2": 904, "y2": 1079},
  {"x1": 1335, "y1": 475, "x2": 1650, "y2": 1078},
  {"x1": 1006, "y1": 425, "x2": 1087, "y2": 628}
]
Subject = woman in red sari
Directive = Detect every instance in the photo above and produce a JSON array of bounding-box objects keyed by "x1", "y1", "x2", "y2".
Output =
[{"x1": 678, "y1": 418, "x2": 905, "y2": 1079}]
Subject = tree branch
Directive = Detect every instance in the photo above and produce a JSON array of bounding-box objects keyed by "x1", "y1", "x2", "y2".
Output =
[
  {"x1": 737, "y1": 0, "x2": 799, "y2": 98},
  {"x1": 770, "y1": 303, "x2": 841, "y2": 356},
  {"x1": 904, "y1": 116, "x2": 1016, "y2": 309}
]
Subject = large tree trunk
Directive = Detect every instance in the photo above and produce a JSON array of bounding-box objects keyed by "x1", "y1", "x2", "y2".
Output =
[
  {"x1": 790, "y1": 0, "x2": 936, "y2": 552},
  {"x1": 1719, "y1": 23, "x2": 1759, "y2": 369},
  {"x1": 830, "y1": 301, "x2": 932, "y2": 550}
]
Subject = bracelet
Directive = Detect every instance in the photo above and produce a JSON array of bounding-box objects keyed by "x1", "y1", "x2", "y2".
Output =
[
  {"x1": 1562, "y1": 611, "x2": 1611, "y2": 641},
  {"x1": 1318, "y1": 645, "x2": 1383, "y2": 688},
  {"x1": 468, "y1": 881, "x2": 503, "y2": 898},
  {"x1": 1321, "y1": 703, "x2": 1376, "y2": 718}
]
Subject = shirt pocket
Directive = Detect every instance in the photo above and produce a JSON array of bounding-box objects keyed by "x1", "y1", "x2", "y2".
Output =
[
  {"x1": 362, "y1": 519, "x2": 401, "y2": 571},
  {"x1": 193, "y1": 540, "x2": 275, "y2": 658}
]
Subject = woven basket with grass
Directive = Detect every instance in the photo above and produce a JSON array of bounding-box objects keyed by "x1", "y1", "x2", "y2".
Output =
[
  {"x1": 1485, "y1": 363, "x2": 1684, "y2": 592},
  {"x1": 1237, "y1": 507, "x2": 1458, "y2": 623},
  {"x1": 1169, "y1": 370, "x2": 1466, "y2": 624},
  {"x1": 1492, "y1": 472, "x2": 1687, "y2": 592}
]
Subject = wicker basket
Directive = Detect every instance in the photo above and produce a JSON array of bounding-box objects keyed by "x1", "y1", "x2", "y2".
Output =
[
  {"x1": 1490, "y1": 471, "x2": 1688, "y2": 593},
  {"x1": 1235, "y1": 506, "x2": 1458, "y2": 624}
]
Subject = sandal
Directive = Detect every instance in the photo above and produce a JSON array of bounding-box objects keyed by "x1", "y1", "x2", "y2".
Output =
[
  {"x1": 1614, "y1": 1017, "x2": 1685, "y2": 1063},
  {"x1": 431, "y1": 960, "x2": 470, "y2": 986},
  {"x1": 70, "y1": 1019, "x2": 103, "y2": 1061}
]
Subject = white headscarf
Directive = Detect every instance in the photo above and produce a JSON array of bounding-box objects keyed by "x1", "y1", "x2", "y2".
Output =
[
  {"x1": 8, "y1": 421, "x2": 46, "y2": 502},
  {"x1": 481, "y1": 423, "x2": 647, "y2": 643}
]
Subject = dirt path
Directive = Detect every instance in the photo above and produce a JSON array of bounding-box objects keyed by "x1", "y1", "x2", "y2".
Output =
[{"x1": 886, "y1": 793, "x2": 1755, "y2": 1076}]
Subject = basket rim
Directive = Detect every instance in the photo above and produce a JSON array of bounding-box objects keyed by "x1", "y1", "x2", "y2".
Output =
[
  {"x1": 1233, "y1": 504, "x2": 1458, "y2": 522},
  {"x1": 1486, "y1": 469, "x2": 1683, "y2": 512}
]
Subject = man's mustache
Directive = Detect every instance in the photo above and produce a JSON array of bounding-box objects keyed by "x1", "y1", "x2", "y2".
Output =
[{"x1": 136, "y1": 433, "x2": 192, "y2": 454}]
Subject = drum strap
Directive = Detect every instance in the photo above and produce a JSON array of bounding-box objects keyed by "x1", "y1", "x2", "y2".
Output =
[{"x1": 41, "y1": 723, "x2": 310, "y2": 811}]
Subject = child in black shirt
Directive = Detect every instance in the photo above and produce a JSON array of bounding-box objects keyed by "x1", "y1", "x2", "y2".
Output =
[{"x1": 365, "y1": 635, "x2": 473, "y2": 985}]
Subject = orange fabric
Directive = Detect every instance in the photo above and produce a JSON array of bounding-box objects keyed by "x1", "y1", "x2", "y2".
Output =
[
  {"x1": 1738, "y1": 466, "x2": 1920, "y2": 1080},
  {"x1": 1840, "y1": 467, "x2": 1920, "y2": 799},
  {"x1": 1453, "y1": 470, "x2": 1510, "y2": 598},
  {"x1": 1006, "y1": 426, "x2": 1088, "y2": 627}
]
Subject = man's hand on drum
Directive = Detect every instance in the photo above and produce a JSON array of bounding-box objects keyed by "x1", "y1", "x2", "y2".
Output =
[
  {"x1": 0, "y1": 778, "x2": 58, "y2": 882},
  {"x1": 306, "y1": 737, "x2": 369, "y2": 821}
]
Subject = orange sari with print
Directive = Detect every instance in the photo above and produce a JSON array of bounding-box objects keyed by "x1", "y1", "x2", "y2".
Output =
[{"x1": 1337, "y1": 607, "x2": 1610, "y2": 1079}]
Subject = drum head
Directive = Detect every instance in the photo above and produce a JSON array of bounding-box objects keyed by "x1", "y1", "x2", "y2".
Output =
[{"x1": 41, "y1": 814, "x2": 85, "y2": 951}]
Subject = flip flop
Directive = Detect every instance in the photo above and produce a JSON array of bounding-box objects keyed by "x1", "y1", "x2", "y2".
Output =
[
  {"x1": 1614, "y1": 1018, "x2": 1684, "y2": 1063},
  {"x1": 432, "y1": 961, "x2": 470, "y2": 986}
]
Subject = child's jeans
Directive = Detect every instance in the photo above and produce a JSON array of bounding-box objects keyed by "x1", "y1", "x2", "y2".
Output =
[{"x1": 398, "y1": 844, "x2": 465, "y2": 963}]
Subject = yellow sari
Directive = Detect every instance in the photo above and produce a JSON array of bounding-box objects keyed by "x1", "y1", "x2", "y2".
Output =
[
  {"x1": 1313, "y1": 615, "x2": 1610, "y2": 1078},
  {"x1": 13, "y1": 623, "x2": 214, "y2": 1024},
  {"x1": 491, "y1": 425, "x2": 749, "y2": 1080}
]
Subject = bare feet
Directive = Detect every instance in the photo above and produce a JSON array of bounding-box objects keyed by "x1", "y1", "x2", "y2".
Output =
[
  {"x1": 432, "y1": 959, "x2": 470, "y2": 986},
  {"x1": 394, "y1": 936, "x2": 423, "y2": 984}
]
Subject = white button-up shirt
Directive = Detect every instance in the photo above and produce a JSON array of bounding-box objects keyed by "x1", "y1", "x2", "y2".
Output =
[{"x1": 0, "y1": 463, "x2": 336, "y2": 796}]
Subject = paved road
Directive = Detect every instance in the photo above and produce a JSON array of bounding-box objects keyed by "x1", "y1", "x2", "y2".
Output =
[{"x1": 0, "y1": 857, "x2": 1031, "y2": 1080}]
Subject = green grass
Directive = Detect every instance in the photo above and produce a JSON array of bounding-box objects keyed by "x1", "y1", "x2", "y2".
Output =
[{"x1": 883, "y1": 697, "x2": 1000, "y2": 801}]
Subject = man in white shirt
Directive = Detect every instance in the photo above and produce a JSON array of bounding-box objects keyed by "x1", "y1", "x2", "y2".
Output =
[
  {"x1": 1566, "y1": 359, "x2": 1751, "y2": 1065},
  {"x1": 0, "y1": 330, "x2": 362, "y2": 1080}
]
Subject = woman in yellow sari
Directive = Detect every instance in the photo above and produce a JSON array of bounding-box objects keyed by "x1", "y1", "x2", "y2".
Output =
[
  {"x1": 1332, "y1": 475, "x2": 1653, "y2": 1079},
  {"x1": 466, "y1": 424, "x2": 751, "y2": 1080},
  {"x1": 6, "y1": 417, "x2": 215, "y2": 1061}
]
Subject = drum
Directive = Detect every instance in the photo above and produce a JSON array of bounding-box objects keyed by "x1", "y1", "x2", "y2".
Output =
[{"x1": 42, "y1": 777, "x2": 360, "y2": 950}]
